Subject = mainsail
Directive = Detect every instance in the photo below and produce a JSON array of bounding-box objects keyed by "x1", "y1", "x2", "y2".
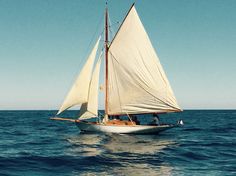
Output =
[
  {"x1": 79, "y1": 53, "x2": 102, "y2": 119},
  {"x1": 57, "y1": 37, "x2": 101, "y2": 115},
  {"x1": 107, "y1": 6, "x2": 181, "y2": 115}
]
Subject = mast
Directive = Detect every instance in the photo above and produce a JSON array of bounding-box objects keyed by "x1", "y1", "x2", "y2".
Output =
[{"x1": 105, "y1": 4, "x2": 109, "y2": 115}]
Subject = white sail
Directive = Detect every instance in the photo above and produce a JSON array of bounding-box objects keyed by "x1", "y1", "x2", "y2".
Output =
[
  {"x1": 79, "y1": 53, "x2": 102, "y2": 119},
  {"x1": 57, "y1": 37, "x2": 101, "y2": 115},
  {"x1": 107, "y1": 6, "x2": 181, "y2": 115}
]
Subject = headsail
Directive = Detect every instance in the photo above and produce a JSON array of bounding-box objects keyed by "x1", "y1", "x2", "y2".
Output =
[
  {"x1": 107, "y1": 6, "x2": 181, "y2": 115},
  {"x1": 57, "y1": 36, "x2": 101, "y2": 115},
  {"x1": 79, "y1": 53, "x2": 102, "y2": 119}
]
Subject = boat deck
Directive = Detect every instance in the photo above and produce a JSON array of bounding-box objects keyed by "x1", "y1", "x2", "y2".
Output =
[{"x1": 105, "y1": 119, "x2": 135, "y2": 126}]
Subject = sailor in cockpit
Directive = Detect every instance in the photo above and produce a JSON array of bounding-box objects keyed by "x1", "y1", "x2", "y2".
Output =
[{"x1": 149, "y1": 114, "x2": 160, "y2": 126}]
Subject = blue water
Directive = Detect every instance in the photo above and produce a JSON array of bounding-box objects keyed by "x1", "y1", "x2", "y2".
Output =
[{"x1": 0, "y1": 110, "x2": 235, "y2": 176}]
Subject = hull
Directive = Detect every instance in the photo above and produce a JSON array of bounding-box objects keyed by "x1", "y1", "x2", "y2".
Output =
[{"x1": 75, "y1": 121, "x2": 177, "y2": 134}]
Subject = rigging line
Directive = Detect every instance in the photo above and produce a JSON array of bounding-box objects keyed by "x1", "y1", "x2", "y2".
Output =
[
  {"x1": 98, "y1": 111, "x2": 104, "y2": 117},
  {"x1": 108, "y1": 13, "x2": 113, "y2": 40},
  {"x1": 109, "y1": 21, "x2": 120, "y2": 29},
  {"x1": 126, "y1": 113, "x2": 135, "y2": 125},
  {"x1": 108, "y1": 13, "x2": 119, "y2": 43},
  {"x1": 83, "y1": 13, "x2": 104, "y2": 61},
  {"x1": 68, "y1": 12, "x2": 104, "y2": 88},
  {"x1": 98, "y1": 22, "x2": 120, "y2": 42},
  {"x1": 108, "y1": 3, "x2": 135, "y2": 49}
]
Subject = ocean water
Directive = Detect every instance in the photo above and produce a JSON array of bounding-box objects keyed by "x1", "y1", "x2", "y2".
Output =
[{"x1": 0, "y1": 110, "x2": 235, "y2": 176}]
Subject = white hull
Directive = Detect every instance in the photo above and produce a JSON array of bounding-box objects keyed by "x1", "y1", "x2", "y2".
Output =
[{"x1": 75, "y1": 121, "x2": 177, "y2": 134}]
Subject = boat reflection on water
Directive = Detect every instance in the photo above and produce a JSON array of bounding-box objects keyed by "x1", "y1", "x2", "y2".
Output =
[
  {"x1": 104, "y1": 134, "x2": 176, "y2": 154},
  {"x1": 66, "y1": 134, "x2": 103, "y2": 157},
  {"x1": 103, "y1": 134, "x2": 175, "y2": 176},
  {"x1": 66, "y1": 133, "x2": 177, "y2": 175}
]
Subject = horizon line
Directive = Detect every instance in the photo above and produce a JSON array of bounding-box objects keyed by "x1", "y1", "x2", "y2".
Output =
[{"x1": 0, "y1": 109, "x2": 235, "y2": 111}]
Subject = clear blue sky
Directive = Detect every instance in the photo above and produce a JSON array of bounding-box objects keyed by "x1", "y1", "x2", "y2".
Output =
[{"x1": 0, "y1": 0, "x2": 235, "y2": 110}]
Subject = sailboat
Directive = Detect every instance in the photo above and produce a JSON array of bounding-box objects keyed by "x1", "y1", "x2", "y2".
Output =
[{"x1": 52, "y1": 3, "x2": 183, "y2": 134}]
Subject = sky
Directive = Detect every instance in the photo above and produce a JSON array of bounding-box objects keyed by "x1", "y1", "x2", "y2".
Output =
[{"x1": 0, "y1": 0, "x2": 235, "y2": 110}]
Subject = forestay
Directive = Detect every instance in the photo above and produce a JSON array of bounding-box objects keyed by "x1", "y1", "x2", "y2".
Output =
[
  {"x1": 57, "y1": 37, "x2": 101, "y2": 115},
  {"x1": 108, "y1": 6, "x2": 181, "y2": 115}
]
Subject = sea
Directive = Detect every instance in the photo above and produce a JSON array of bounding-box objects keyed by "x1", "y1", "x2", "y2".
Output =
[{"x1": 0, "y1": 110, "x2": 235, "y2": 176}]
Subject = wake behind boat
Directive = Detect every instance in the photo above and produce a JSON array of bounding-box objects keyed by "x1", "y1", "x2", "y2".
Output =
[{"x1": 52, "y1": 3, "x2": 183, "y2": 134}]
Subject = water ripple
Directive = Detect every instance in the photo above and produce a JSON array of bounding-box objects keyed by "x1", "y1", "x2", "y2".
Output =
[{"x1": 0, "y1": 110, "x2": 236, "y2": 175}]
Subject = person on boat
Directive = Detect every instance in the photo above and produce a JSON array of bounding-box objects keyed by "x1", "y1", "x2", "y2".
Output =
[
  {"x1": 114, "y1": 115, "x2": 120, "y2": 120},
  {"x1": 149, "y1": 114, "x2": 160, "y2": 126},
  {"x1": 109, "y1": 115, "x2": 120, "y2": 120},
  {"x1": 131, "y1": 115, "x2": 140, "y2": 125}
]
